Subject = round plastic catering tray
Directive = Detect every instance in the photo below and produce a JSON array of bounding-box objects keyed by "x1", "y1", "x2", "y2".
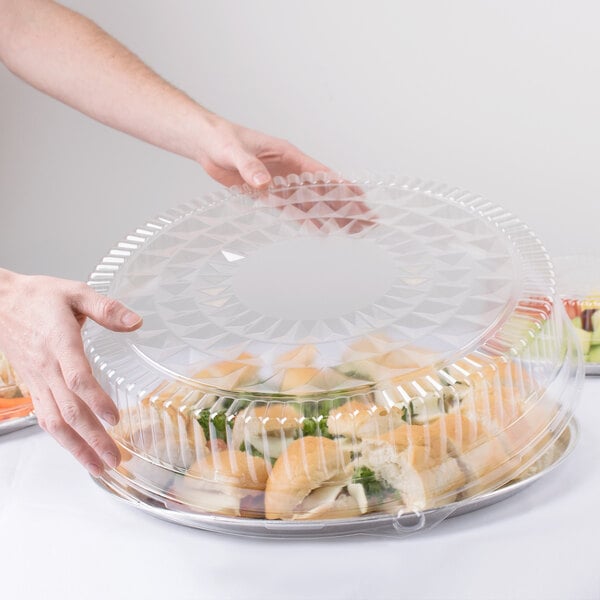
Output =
[
  {"x1": 94, "y1": 419, "x2": 577, "y2": 538},
  {"x1": 83, "y1": 175, "x2": 582, "y2": 537}
]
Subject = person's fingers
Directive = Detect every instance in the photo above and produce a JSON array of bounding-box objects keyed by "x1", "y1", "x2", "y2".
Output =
[
  {"x1": 50, "y1": 376, "x2": 120, "y2": 470},
  {"x1": 233, "y1": 149, "x2": 272, "y2": 189},
  {"x1": 70, "y1": 283, "x2": 142, "y2": 332},
  {"x1": 32, "y1": 386, "x2": 107, "y2": 476},
  {"x1": 265, "y1": 142, "x2": 329, "y2": 178},
  {"x1": 56, "y1": 322, "x2": 120, "y2": 426}
]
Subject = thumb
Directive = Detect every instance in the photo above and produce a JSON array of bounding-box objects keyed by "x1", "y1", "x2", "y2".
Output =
[
  {"x1": 72, "y1": 286, "x2": 142, "y2": 332},
  {"x1": 234, "y1": 150, "x2": 271, "y2": 188}
]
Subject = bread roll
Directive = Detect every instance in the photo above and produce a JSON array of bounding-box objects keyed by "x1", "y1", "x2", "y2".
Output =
[
  {"x1": 265, "y1": 437, "x2": 352, "y2": 519},
  {"x1": 280, "y1": 367, "x2": 320, "y2": 392},
  {"x1": 377, "y1": 422, "x2": 445, "y2": 455},
  {"x1": 326, "y1": 400, "x2": 379, "y2": 437},
  {"x1": 359, "y1": 438, "x2": 465, "y2": 509},
  {"x1": 275, "y1": 344, "x2": 318, "y2": 367},
  {"x1": 188, "y1": 449, "x2": 268, "y2": 490},
  {"x1": 430, "y1": 413, "x2": 517, "y2": 496},
  {"x1": 232, "y1": 403, "x2": 302, "y2": 457},
  {"x1": 365, "y1": 413, "x2": 514, "y2": 504},
  {"x1": 235, "y1": 403, "x2": 302, "y2": 435},
  {"x1": 192, "y1": 352, "x2": 260, "y2": 389},
  {"x1": 459, "y1": 389, "x2": 557, "y2": 492},
  {"x1": 116, "y1": 384, "x2": 205, "y2": 469},
  {"x1": 169, "y1": 450, "x2": 268, "y2": 516}
]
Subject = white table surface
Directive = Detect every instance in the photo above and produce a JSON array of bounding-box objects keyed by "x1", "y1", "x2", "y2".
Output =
[{"x1": 1, "y1": 379, "x2": 598, "y2": 600}]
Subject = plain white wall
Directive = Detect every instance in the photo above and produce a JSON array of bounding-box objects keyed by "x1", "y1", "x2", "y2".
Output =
[{"x1": 1, "y1": 0, "x2": 599, "y2": 280}]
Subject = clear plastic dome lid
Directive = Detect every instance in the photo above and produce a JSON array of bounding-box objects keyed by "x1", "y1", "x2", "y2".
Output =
[
  {"x1": 84, "y1": 175, "x2": 581, "y2": 533},
  {"x1": 87, "y1": 175, "x2": 560, "y2": 394}
]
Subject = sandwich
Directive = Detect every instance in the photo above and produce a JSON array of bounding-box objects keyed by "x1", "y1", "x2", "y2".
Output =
[
  {"x1": 116, "y1": 353, "x2": 260, "y2": 470},
  {"x1": 232, "y1": 403, "x2": 303, "y2": 465},
  {"x1": 265, "y1": 437, "x2": 359, "y2": 520},
  {"x1": 265, "y1": 409, "x2": 524, "y2": 520},
  {"x1": 170, "y1": 449, "x2": 269, "y2": 517}
]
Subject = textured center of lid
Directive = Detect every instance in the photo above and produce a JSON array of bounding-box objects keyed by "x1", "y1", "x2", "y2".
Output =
[{"x1": 231, "y1": 236, "x2": 397, "y2": 320}]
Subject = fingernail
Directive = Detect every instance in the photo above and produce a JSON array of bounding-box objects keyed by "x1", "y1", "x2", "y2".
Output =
[
  {"x1": 88, "y1": 463, "x2": 102, "y2": 477},
  {"x1": 103, "y1": 452, "x2": 119, "y2": 469},
  {"x1": 103, "y1": 413, "x2": 118, "y2": 427},
  {"x1": 121, "y1": 310, "x2": 142, "y2": 327},
  {"x1": 253, "y1": 172, "x2": 270, "y2": 186}
]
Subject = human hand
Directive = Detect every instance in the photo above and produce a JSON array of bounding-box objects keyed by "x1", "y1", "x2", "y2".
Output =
[
  {"x1": 196, "y1": 117, "x2": 374, "y2": 232},
  {"x1": 195, "y1": 117, "x2": 330, "y2": 188},
  {"x1": 0, "y1": 268, "x2": 142, "y2": 475}
]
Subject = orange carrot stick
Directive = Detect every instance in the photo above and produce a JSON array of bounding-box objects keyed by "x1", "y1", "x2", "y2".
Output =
[
  {"x1": 0, "y1": 406, "x2": 33, "y2": 421},
  {"x1": 0, "y1": 396, "x2": 33, "y2": 410}
]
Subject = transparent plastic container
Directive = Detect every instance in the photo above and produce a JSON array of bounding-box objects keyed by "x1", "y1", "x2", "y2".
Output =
[
  {"x1": 555, "y1": 254, "x2": 600, "y2": 375},
  {"x1": 0, "y1": 351, "x2": 35, "y2": 434},
  {"x1": 83, "y1": 174, "x2": 582, "y2": 537}
]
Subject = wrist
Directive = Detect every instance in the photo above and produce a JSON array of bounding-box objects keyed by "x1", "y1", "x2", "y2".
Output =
[
  {"x1": 186, "y1": 109, "x2": 236, "y2": 166},
  {"x1": 184, "y1": 105, "x2": 221, "y2": 163}
]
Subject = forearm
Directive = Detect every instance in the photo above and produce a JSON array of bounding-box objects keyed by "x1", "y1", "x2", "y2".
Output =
[{"x1": 0, "y1": 0, "x2": 213, "y2": 162}]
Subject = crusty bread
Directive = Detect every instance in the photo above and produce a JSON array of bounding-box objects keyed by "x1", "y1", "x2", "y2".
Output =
[
  {"x1": 343, "y1": 333, "x2": 392, "y2": 359},
  {"x1": 362, "y1": 413, "x2": 517, "y2": 505},
  {"x1": 326, "y1": 400, "x2": 408, "y2": 440},
  {"x1": 376, "y1": 422, "x2": 443, "y2": 455},
  {"x1": 274, "y1": 342, "x2": 356, "y2": 392},
  {"x1": 458, "y1": 390, "x2": 558, "y2": 493},
  {"x1": 429, "y1": 414, "x2": 482, "y2": 451},
  {"x1": 275, "y1": 344, "x2": 318, "y2": 367},
  {"x1": 433, "y1": 414, "x2": 515, "y2": 496},
  {"x1": 337, "y1": 333, "x2": 393, "y2": 382},
  {"x1": 231, "y1": 403, "x2": 301, "y2": 451},
  {"x1": 187, "y1": 449, "x2": 268, "y2": 490},
  {"x1": 191, "y1": 352, "x2": 260, "y2": 389},
  {"x1": 356, "y1": 412, "x2": 408, "y2": 439},
  {"x1": 398, "y1": 446, "x2": 467, "y2": 508},
  {"x1": 359, "y1": 439, "x2": 465, "y2": 509},
  {"x1": 115, "y1": 384, "x2": 206, "y2": 470},
  {"x1": 280, "y1": 367, "x2": 320, "y2": 392},
  {"x1": 454, "y1": 354, "x2": 530, "y2": 389},
  {"x1": 245, "y1": 403, "x2": 302, "y2": 433},
  {"x1": 265, "y1": 437, "x2": 352, "y2": 519},
  {"x1": 339, "y1": 337, "x2": 440, "y2": 385},
  {"x1": 382, "y1": 346, "x2": 440, "y2": 377},
  {"x1": 167, "y1": 450, "x2": 268, "y2": 517},
  {"x1": 410, "y1": 447, "x2": 465, "y2": 506},
  {"x1": 461, "y1": 385, "x2": 524, "y2": 431},
  {"x1": 326, "y1": 399, "x2": 379, "y2": 437}
]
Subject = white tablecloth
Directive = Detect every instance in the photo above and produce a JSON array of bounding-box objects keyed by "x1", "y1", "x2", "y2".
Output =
[{"x1": 1, "y1": 380, "x2": 599, "y2": 600}]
